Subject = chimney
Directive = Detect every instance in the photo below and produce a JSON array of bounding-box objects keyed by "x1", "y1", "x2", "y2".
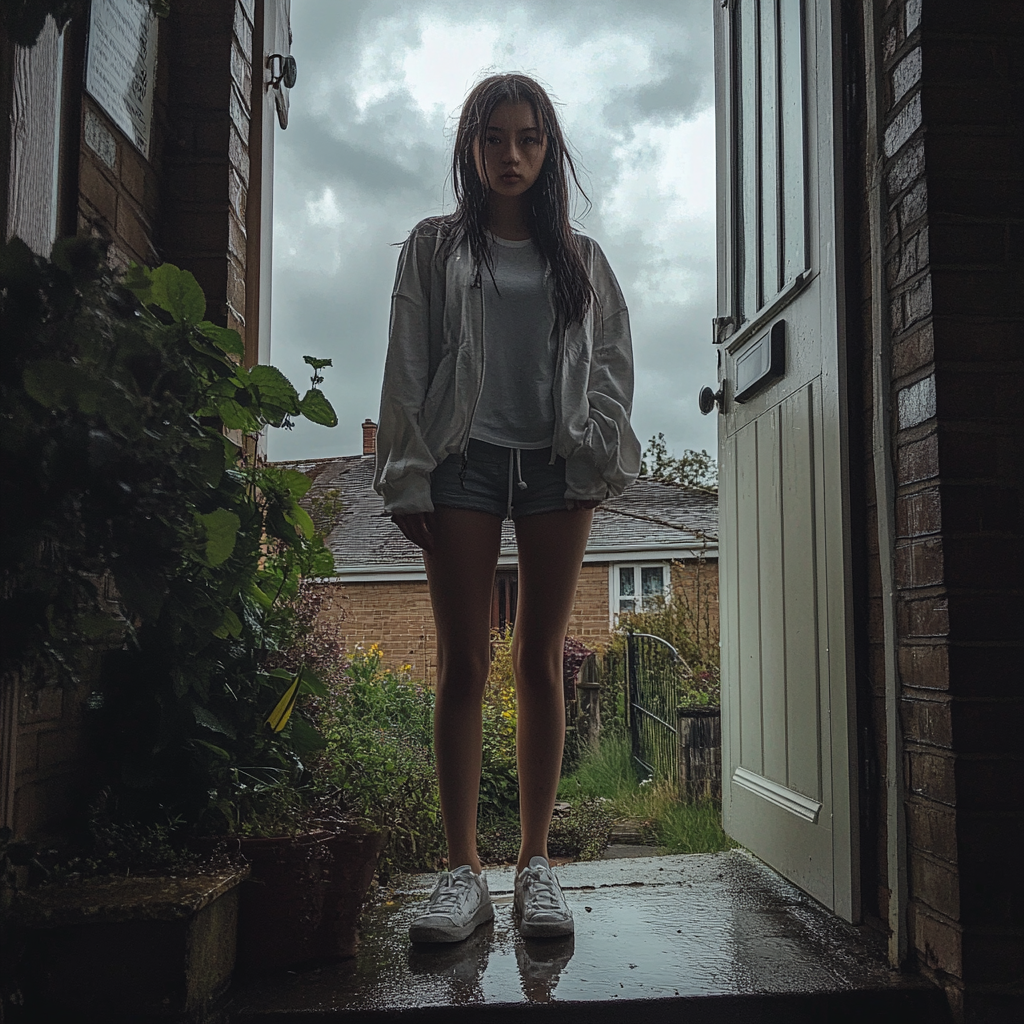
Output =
[{"x1": 362, "y1": 419, "x2": 377, "y2": 456}]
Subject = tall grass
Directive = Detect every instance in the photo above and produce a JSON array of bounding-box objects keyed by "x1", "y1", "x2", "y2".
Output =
[{"x1": 559, "y1": 736, "x2": 736, "y2": 856}]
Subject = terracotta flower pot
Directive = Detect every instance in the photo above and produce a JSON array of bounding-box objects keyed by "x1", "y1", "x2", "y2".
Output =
[{"x1": 236, "y1": 823, "x2": 385, "y2": 971}]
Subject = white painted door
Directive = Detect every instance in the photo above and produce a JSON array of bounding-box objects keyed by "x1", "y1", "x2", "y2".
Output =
[{"x1": 711, "y1": 0, "x2": 859, "y2": 921}]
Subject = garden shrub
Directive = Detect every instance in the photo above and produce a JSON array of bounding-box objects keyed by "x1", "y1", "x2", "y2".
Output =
[
  {"x1": 314, "y1": 646, "x2": 444, "y2": 879},
  {"x1": 477, "y1": 799, "x2": 614, "y2": 864}
]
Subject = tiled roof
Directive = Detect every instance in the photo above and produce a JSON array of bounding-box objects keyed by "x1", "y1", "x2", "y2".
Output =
[{"x1": 274, "y1": 455, "x2": 718, "y2": 575}]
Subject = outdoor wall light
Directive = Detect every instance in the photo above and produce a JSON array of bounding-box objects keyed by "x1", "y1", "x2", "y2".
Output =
[{"x1": 267, "y1": 53, "x2": 297, "y2": 90}]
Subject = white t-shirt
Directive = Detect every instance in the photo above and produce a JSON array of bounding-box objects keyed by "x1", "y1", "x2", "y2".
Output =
[{"x1": 469, "y1": 233, "x2": 557, "y2": 450}]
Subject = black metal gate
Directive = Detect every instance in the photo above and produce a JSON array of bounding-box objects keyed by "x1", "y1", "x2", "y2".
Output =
[{"x1": 626, "y1": 632, "x2": 690, "y2": 780}]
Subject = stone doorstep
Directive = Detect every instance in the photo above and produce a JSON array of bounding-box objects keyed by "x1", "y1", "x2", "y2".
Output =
[{"x1": 229, "y1": 850, "x2": 951, "y2": 1023}]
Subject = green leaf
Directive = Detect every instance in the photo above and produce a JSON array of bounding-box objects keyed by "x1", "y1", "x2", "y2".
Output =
[
  {"x1": 279, "y1": 468, "x2": 313, "y2": 499},
  {"x1": 192, "y1": 705, "x2": 237, "y2": 739},
  {"x1": 122, "y1": 262, "x2": 154, "y2": 304},
  {"x1": 197, "y1": 321, "x2": 245, "y2": 356},
  {"x1": 303, "y1": 356, "x2": 333, "y2": 371},
  {"x1": 197, "y1": 508, "x2": 240, "y2": 566},
  {"x1": 299, "y1": 387, "x2": 338, "y2": 427},
  {"x1": 23, "y1": 360, "x2": 94, "y2": 409},
  {"x1": 286, "y1": 716, "x2": 327, "y2": 753},
  {"x1": 298, "y1": 665, "x2": 327, "y2": 697},
  {"x1": 215, "y1": 398, "x2": 258, "y2": 431},
  {"x1": 193, "y1": 739, "x2": 231, "y2": 761},
  {"x1": 149, "y1": 264, "x2": 206, "y2": 323},
  {"x1": 245, "y1": 365, "x2": 300, "y2": 415},
  {"x1": 192, "y1": 437, "x2": 226, "y2": 488},
  {"x1": 247, "y1": 583, "x2": 273, "y2": 612},
  {"x1": 285, "y1": 504, "x2": 316, "y2": 540},
  {"x1": 212, "y1": 607, "x2": 242, "y2": 639}
]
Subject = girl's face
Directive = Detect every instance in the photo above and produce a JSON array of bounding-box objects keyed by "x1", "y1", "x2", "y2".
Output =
[{"x1": 473, "y1": 101, "x2": 549, "y2": 199}]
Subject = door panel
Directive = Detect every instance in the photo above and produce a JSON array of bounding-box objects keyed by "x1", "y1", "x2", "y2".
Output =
[{"x1": 714, "y1": 0, "x2": 857, "y2": 920}]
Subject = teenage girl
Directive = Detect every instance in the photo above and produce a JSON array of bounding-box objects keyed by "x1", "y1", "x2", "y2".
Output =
[{"x1": 374, "y1": 73, "x2": 640, "y2": 943}]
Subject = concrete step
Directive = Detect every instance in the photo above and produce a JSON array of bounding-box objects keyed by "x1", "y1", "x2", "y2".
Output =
[{"x1": 228, "y1": 850, "x2": 950, "y2": 1023}]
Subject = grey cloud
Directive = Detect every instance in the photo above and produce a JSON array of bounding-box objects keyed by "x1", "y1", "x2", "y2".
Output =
[
  {"x1": 605, "y1": 53, "x2": 713, "y2": 127},
  {"x1": 285, "y1": 117, "x2": 428, "y2": 195}
]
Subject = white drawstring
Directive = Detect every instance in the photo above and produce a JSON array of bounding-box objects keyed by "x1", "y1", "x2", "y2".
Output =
[
  {"x1": 515, "y1": 449, "x2": 528, "y2": 490},
  {"x1": 507, "y1": 448, "x2": 528, "y2": 518}
]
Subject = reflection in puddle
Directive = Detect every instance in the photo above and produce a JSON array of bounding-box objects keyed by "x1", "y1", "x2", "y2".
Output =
[
  {"x1": 407, "y1": 920, "x2": 576, "y2": 1005},
  {"x1": 408, "y1": 920, "x2": 493, "y2": 1003},
  {"x1": 517, "y1": 935, "x2": 575, "y2": 1002}
]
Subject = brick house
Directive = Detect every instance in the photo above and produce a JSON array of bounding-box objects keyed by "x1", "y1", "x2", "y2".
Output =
[{"x1": 280, "y1": 420, "x2": 719, "y2": 684}]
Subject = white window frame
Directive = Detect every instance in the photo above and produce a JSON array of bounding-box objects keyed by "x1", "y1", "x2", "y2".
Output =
[{"x1": 608, "y1": 562, "x2": 670, "y2": 627}]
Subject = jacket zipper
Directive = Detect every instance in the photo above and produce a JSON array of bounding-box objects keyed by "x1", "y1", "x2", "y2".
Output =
[{"x1": 460, "y1": 254, "x2": 486, "y2": 460}]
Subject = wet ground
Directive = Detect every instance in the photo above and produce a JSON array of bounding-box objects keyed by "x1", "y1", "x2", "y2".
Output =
[{"x1": 229, "y1": 850, "x2": 949, "y2": 1023}]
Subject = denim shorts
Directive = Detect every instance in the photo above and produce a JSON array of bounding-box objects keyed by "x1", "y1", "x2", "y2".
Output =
[{"x1": 430, "y1": 439, "x2": 569, "y2": 520}]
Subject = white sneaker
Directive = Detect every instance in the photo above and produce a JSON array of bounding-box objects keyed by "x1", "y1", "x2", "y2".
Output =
[
  {"x1": 514, "y1": 856, "x2": 574, "y2": 938},
  {"x1": 408, "y1": 865, "x2": 494, "y2": 943}
]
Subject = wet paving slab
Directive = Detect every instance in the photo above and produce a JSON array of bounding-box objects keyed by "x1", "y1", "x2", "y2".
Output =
[{"x1": 229, "y1": 850, "x2": 950, "y2": 1023}]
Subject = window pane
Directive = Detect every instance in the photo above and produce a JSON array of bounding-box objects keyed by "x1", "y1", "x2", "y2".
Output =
[
  {"x1": 641, "y1": 567, "x2": 664, "y2": 598},
  {"x1": 780, "y1": 0, "x2": 806, "y2": 281},
  {"x1": 619, "y1": 599, "x2": 636, "y2": 614},
  {"x1": 619, "y1": 567, "x2": 635, "y2": 597},
  {"x1": 759, "y1": 0, "x2": 780, "y2": 302},
  {"x1": 735, "y1": 0, "x2": 759, "y2": 321}
]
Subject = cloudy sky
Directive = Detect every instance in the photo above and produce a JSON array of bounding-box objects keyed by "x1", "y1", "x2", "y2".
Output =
[{"x1": 267, "y1": 0, "x2": 718, "y2": 464}]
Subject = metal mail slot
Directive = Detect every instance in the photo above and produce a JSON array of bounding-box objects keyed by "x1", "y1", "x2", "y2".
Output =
[{"x1": 734, "y1": 319, "x2": 785, "y2": 403}]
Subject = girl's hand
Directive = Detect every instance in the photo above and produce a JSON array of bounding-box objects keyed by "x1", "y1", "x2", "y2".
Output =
[
  {"x1": 391, "y1": 512, "x2": 434, "y2": 553},
  {"x1": 566, "y1": 499, "x2": 602, "y2": 511}
]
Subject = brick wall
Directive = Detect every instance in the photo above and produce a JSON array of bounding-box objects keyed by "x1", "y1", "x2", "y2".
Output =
[
  {"x1": 315, "y1": 558, "x2": 721, "y2": 683},
  {"x1": 314, "y1": 580, "x2": 438, "y2": 684},
  {"x1": 566, "y1": 564, "x2": 613, "y2": 648},
  {"x1": 923, "y1": 2, "x2": 1023, "y2": 1017},
  {"x1": 162, "y1": 0, "x2": 254, "y2": 342},
  {"x1": 847, "y1": 1, "x2": 1023, "y2": 1018}
]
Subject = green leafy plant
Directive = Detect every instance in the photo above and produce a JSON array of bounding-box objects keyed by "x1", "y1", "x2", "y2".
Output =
[
  {"x1": 314, "y1": 646, "x2": 444, "y2": 879},
  {"x1": 641, "y1": 433, "x2": 718, "y2": 492},
  {"x1": 479, "y1": 633, "x2": 520, "y2": 821},
  {"x1": 0, "y1": 237, "x2": 338, "y2": 834}
]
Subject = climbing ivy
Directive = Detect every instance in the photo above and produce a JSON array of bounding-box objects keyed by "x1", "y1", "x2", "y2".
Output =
[{"x1": 0, "y1": 236, "x2": 337, "y2": 832}]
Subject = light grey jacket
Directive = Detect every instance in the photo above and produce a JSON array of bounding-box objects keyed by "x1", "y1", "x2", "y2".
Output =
[{"x1": 373, "y1": 219, "x2": 641, "y2": 514}]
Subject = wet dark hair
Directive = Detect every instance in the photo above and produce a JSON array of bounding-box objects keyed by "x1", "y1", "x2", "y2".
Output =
[{"x1": 438, "y1": 73, "x2": 596, "y2": 326}]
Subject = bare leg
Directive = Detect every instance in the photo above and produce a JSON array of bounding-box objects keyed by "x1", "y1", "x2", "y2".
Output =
[
  {"x1": 423, "y1": 507, "x2": 502, "y2": 874},
  {"x1": 512, "y1": 508, "x2": 594, "y2": 872}
]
